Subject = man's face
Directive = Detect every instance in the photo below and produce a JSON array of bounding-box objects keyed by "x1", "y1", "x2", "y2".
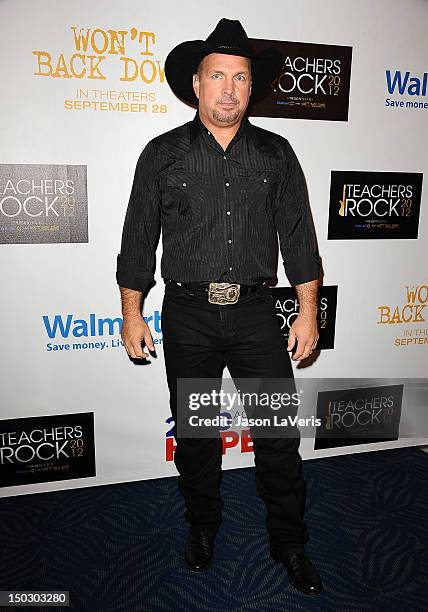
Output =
[{"x1": 193, "y1": 53, "x2": 252, "y2": 127}]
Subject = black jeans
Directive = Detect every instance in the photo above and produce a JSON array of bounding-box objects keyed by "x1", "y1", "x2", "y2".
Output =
[{"x1": 161, "y1": 280, "x2": 309, "y2": 550}]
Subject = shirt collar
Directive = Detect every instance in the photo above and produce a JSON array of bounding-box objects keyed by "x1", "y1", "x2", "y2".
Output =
[{"x1": 189, "y1": 110, "x2": 250, "y2": 146}]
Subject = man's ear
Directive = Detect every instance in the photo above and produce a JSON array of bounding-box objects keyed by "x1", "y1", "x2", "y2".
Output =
[{"x1": 193, "y1": 74, "x2": 200, "y2": 100}]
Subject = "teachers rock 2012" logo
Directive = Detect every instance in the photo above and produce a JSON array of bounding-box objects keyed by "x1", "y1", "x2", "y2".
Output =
[
  {"x1": 328, "y1": 171, "x2": 423, "y2": 239},
  {"x1": 0, "y1": 164, "x2": 88, "y2": 244},
  {"x1": 249, "y1": 39, "x2": 352, "y2": 121}
]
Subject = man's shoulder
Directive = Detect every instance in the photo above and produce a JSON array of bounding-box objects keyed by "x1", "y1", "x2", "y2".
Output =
[
  {"x1": 248, "y1": 121, "x2": 292, "y2": 153},
  {"x1": 134, "y1": 120, "x2": 192, "y2": 169},
  {"x1": 146, "y1": 120, "x2": 192, "y2": 151}
]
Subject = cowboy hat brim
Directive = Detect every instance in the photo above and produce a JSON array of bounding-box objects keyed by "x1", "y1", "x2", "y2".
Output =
[{"x1": 165, "y1": 40, "x2": 283, "y2": 107}]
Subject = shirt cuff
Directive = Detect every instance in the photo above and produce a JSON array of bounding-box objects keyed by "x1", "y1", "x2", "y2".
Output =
[
  {"x1": 283, "y1": 253, "x2": 322, "y2": 286},
  {"x1": 116, "y1": 254, "x2": 155, "y2": 294}
]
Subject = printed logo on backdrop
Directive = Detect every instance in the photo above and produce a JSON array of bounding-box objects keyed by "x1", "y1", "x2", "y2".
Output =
[
  {"x1": 248, "y1": 39, "x2": 352, "y2": 121},
  {"x1": 271, "y1": 286, "x2": 337, "y2": 349},
  {"x1": 0, "y1": 413, "x2": 95, "y2": 487},
  {"x1": 0, "y1": 164, "x2": 87, "y2": 244},
  {"x1": 385, "y1": 69, "x2": 428, "y2": 111},
  {"x1": 328, "y1": 171, "x2": 423, "y2": 240},
  {"x1": 378, "y1": 283, "x2": 428, "y2": 348},
  {"x1": 165, "y1": 416, "x2": 254, "y2": 462},
  {"x1": 42, "y1": 310, "x2": 162, "y2": 353},
  {"x1": 314, "y1": 384, "x2": 403, "y2": 450},
  {"x1": 33, "y1": 25, "x2": 167, "y2": 114}
]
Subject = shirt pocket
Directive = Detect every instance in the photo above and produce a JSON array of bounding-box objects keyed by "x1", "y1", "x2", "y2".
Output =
[
  {"x1": 162, "y1": 171, "x2": 206, "y2": 228},
  {"x1": 234, "y1": 169, "x2": 279, "y2": 218}
]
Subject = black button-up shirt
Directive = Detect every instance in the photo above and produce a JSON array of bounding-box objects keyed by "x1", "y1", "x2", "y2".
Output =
[{"x1": 116, "y1": 112, "x2": 322, "y2": 294}]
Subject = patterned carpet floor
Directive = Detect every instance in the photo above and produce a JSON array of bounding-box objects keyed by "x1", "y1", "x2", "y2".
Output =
[{"x1": 0, "y1": 446, "x2": 426, "y2": 612}]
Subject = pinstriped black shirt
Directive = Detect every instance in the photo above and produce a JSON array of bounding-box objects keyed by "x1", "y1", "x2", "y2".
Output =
[{"x1": 116, "y1": 111, "x2": 322, "y2": 294}]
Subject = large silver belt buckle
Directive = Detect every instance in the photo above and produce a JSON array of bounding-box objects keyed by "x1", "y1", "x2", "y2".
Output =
[{"x1": 208, "y1": 282, "x2": 240, "y2": 305}]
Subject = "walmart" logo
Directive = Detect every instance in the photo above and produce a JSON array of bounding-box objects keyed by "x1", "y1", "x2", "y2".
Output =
[{"x1": 42, "y1": 312, "x2": 162, "y2": 338}]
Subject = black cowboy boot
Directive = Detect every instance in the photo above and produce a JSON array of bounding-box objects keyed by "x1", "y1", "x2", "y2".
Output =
[
  {"x1": 271, "y1": 546, "x2": 323, "y2": 595},
  {"x1": 185, "y1": 527, "x2": 217, "y2": 572}
]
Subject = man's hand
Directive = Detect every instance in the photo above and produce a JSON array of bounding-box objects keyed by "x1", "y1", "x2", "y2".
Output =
[
  {"x1": 288, "y1": 278, "x2": 319, "y2": 361},
  {"x1": 121, "y1": 315, "x2": 155, "y2": 360},
  {"x1": 287, "y1": 312, "x2": 319, "y2": 361},
  {"x1": 119, "y1": 287, "x2": 156, "y2": 360}
]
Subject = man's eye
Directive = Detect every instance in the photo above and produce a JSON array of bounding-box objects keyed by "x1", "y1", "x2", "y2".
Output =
[
  {"x1": 211, "y1": 73, "x2": 222, "y2": 79},
  {"x1": 235, "y1": 74, "x2": 245, "y2": 81}
]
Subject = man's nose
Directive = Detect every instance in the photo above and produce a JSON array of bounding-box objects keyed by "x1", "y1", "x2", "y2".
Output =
[{"x1": 223, "y1": 76, "x2": 235, "y2": 95}]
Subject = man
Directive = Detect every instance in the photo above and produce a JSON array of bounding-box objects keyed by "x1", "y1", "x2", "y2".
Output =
[{"x1": 116, "y1": 18, "x2": 323, "y2": 596}]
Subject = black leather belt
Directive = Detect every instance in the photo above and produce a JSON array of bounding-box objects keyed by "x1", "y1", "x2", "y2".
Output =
[
  {"x1": 166, "y1": 279, "x2": 263, "y2": 294},
  {"x1": 165, "y1": 279, "x2": 265, "y2": 303}
]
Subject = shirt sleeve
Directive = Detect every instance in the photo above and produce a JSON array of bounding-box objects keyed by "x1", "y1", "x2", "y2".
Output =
[
  {"x1": 116, "y1": 140, "x2": 161, "y2": 294},
  {"x1": 273, "y1": 139, "x2": 322, "y2": 286}
]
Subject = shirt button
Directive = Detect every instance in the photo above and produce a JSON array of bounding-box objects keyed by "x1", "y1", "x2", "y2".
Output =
[
  {"x1": 223, "y1": 156, "x2": 227, "y2": 160},
  {"x1": 182, "y1": 182, "x2": 187, "y2": 187},
  {"x1": 225, "y1": 182, "x2": 230, "y2": 187},
  {"x1": 229, "y1": 267, "x2": 233, "y2": 271},
  {"x1": 207, "y1": 131, "x2": 211, "y2": 135},
  {"x1": 228, "y1": 239, "x2": 232, "y2": 244},
  {"x1": 263, "y1": 178, "x2": 267, "y2": 183},
  {"x1": 226, "y1": 211, "x2": 231, "y2": 215}
]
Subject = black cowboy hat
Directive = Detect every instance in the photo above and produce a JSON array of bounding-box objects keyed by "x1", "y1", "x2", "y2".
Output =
[{"x1": 164, "y1": 18, "x2": 283, "y2": 107}]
